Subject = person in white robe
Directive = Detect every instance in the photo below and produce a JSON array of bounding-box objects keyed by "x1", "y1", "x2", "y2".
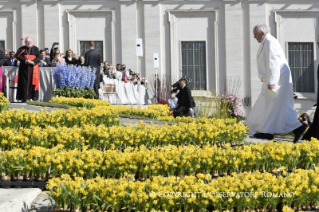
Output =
[{"x1": 245, "y1": 24, "x2": 305, "y2": 143}]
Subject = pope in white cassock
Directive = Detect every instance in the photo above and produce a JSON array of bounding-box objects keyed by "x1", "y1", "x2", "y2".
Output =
[{"x1": 245, "y1": 24, "x2": 305, "y2": 143}]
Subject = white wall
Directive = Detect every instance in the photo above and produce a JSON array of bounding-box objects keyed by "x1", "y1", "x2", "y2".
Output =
[{"x1": 0, "y1": 0, "x2": 319, "y2": 117}]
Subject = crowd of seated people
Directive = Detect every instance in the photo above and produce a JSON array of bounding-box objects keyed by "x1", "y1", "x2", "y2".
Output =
[
  {"x1": 2, "y1": 43, "x2": 148, "y2": 86},
  {"x1": 100, "y1": 61, "x2": 146, "y2": 85}
]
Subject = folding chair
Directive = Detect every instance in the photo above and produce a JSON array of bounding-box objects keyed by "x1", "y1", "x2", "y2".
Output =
[{"x1": 101, "y1": 83, "x2": 120, "y2": 104}]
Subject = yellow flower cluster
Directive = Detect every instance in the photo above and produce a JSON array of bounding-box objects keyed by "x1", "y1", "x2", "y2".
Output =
[
  {"x1": 0, "y1": 107, "x2": 119, "y2": 129},
  {"x1": 2, "y1": 139, "x2": 319, "y2": 180},
  {"x1": 0, "y1": 120, "x2": 248, "y2": 150},
  {"x1": 50, "y1": 96, "x2": 169, "y2": 119},
  {"x1": 0, "y1": 92, "x2": 9, "y2": 112},
  {"x1": 108, "y1": 105, "x2": 167, "y2": 119},
  {"x1": 49, "y1": 96, "x2": 110, "y2": 109},
  {"x1": 46, "y1": 169, "x2": 319, "y2": 212},
  {"x1": 49, "y1": 96, "x2": 248, "y2": 122}
]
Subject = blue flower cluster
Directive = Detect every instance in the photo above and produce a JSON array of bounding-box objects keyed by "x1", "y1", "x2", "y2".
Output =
[{"x1": 53, "y1": 64, "x2": 96, "y2": 90}]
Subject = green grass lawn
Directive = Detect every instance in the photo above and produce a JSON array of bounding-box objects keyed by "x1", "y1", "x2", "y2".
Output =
[{"x1": 26, "y1": 101, "x2": 72, "y2": 109}]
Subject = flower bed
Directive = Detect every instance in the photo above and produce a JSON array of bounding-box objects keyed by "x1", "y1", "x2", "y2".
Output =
[
  {"x1": 50, "y1": 97, "x2": 169, "y2": 119},
  {"x1": 1, "y1": 140, "x2": 319, "y2": 180},
  {"x1": 53, "y1": 64, "x2": 96, "y2": 98},
  {"x1": 0, "y1": 120, "x2": 247, "y2": 151},
  {"x1": 49, "y1": 96, "x2": 110, "y2": 109},
  {"x1": 0, "y1": 93, "x2": 9, "y2": 112},
  {"x1": 45, "y1": 169, "x2": 319, "y2": 212},
  {"x1": 0, "y1": 107, "x2": 119, "y2": 129}
]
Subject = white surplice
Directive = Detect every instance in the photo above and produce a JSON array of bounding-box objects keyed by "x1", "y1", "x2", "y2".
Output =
[{"x1": 245, "y1": 33, "x2": 302, "y2": 135}]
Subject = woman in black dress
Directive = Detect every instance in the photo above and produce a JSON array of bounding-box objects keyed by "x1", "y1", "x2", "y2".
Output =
[
  {"x1": 63, "y1": 48, "x2": 78, "y2": 66},
  {"x1": 302, "y1": 38, "x2": 319, "y2": 140}
]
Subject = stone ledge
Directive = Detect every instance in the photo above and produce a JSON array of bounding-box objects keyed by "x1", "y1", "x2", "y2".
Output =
[{"x1": 0, "y1": 188, "x2": 42, "y2": 212}]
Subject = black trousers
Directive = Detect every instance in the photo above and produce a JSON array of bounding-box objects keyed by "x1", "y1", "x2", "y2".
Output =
[
  {"x1": 173, "y1": 106, "x2": 191, "y2": 118},
  {"x1": 93, "y1": 72, "x2": 101, "y2": 98}
]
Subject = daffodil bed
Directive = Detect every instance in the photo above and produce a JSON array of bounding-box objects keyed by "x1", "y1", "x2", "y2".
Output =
[
  {"x1": 0, "y1": 93, "x2": 10, "y2": 112},
  {"x1": 2, "y1": 96, "x2": 316, "y2": 212},
  {"x1": 0, "y1": 107, "x2": 119, "y2": 128},
  {"x1": 49, "y1": 97, "x2": 111, "y2": 109},
  {"x1": 50, "y1": 97, "x2": 169, "y2": 119},
  {"x1": 0, "y1": 139, "x2": 319, "y2": 179},
  {"x1": 1, "y1": 140, "x2": 319, "y2": 181},
  {"x1": 46, "y1": 169, "x2": 319, "y2": 212},
  {"x1": 0, "y1": 121, "x2": 247, "y2": 151}
]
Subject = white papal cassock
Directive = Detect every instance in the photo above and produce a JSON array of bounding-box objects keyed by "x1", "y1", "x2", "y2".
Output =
[{"x1": 245, "y1": 33, "x2": 302, "y2": 135}]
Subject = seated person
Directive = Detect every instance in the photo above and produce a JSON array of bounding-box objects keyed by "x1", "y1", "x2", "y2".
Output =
[
  {"x1": 103, "y1": 61, "x2": 109, "y2": 77},
  {"x1": 39, "y1": 50, "x2": 51, "y2": 67},
  {"x1": 51, "y1": 49, "x2": 65, "y2": 67},
  {"x1": 108, "y1": 66, "x2": 116, "y2": 79},
  {"x1": 77, "y1": 56, "x2": 85, "y2": 67},
  {"x1": 64, "y1": 48, "x2": 78, "y2": 66},
  {"x1": 4, "y1": 51, "x2": 18, "y2": 66}
]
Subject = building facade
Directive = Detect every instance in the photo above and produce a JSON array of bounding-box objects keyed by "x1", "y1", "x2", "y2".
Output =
[{"x1": 0, "y1": 0, "x2": 319, "y2": 116}]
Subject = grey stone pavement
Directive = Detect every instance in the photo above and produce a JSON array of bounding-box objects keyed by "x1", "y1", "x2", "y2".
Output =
[{"x1": 3, "y1": 103, "x2": 297, "y2": 212}]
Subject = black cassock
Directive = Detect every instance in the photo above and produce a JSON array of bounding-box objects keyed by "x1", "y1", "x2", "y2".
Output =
[
  {"x1": 15, "y1": 45, "x2": 40, "y2": 101},
  {"x1": 302, "y1": 65, "x2": 319, "y2": 140}
]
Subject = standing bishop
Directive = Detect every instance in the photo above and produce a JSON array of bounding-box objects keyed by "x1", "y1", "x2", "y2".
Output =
[
  {"x1": 245, "y1": 24, "x2": 305, "y2": 143},
  {"x1": 15, "y1": 37, "x2": 40, "y2": 102}
]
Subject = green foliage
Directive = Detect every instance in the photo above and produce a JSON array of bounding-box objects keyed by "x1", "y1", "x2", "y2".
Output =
[
  {"x1": 53, "y1": 86, "x2": 97, "y2": 99},
  {"x1": 27, "y1": 101, "x2": 72, "y2": 109}
]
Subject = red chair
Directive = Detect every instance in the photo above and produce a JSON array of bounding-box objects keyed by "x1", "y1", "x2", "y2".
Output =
[{"x1": 9, "y1": 75, "x2": 19, "y2": 102}]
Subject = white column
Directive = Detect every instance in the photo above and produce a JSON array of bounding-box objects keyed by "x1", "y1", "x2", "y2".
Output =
[
  {"x1": 224, "y1": 0, "x2": 243, "y2": 97},
  {"x1": 143, "y1": 2, "x2": 161, "y2": 79},
  {"x1": 20, "y1": 1, "x2": 38, "y2": 45},
  {"x1": 249, "y1": 2, "x2": 266, "y2": 106},
  {"x1": 43, "y1": 2, "x2": 60, "y2": 50},
  {"x1": 120, "y1": 2, "x2": 138, "y2": 72}
]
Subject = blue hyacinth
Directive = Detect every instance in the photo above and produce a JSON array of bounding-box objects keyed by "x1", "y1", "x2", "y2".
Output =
[{"x1": 53, "y1": 64, "x2": 96, "y2": 90}]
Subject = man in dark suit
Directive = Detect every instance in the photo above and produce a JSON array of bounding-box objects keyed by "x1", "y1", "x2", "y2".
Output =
[
  {"x1": 0, "y1": 50, "x2": 5, "y2": 66},
  {"x1": 4, "y1": 51, "x2": 17, "y2": 66},
  {"x1": 173, "y1": 78, "x2": 194, "y2": 118},
  {"x1": 39, "y1": 50, "x2": 51, "y2": 67},
  {"x1": 84, "y1": 41, "x2": 102, "y2": 98}
]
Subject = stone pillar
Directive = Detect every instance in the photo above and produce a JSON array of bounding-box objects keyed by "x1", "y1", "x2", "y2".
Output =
[
  {"x1": 120, "y1": 1, "x2": 138, "y2": 72},
  {"x1": 20, "y1": 0, "x2": 38, "y2": 45},
  {"x1": 143, "y1": 2, "x2": 161, "y2": 80},
  {"x1": 224, "y1": 0, "x2": 244, "y2": 96},
  {"x1": 43, "y1": 0, "x2": 60, "y2": 50}
]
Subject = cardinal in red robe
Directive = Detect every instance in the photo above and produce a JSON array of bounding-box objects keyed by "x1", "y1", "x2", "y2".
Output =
[{"x1": 15, "y1": 37, "x2": 40, "y2": 102}]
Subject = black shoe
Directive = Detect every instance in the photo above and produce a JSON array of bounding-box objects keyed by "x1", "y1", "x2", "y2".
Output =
[
  {"x1": 21, "y1": 99, "x2": 26, "y2": 103},
  {"x1": 254, "y1": 133, "x2": 274, "y2": 140},
  {"x1": 292, "y1": 125, "x2": 307, "y2": 143}
]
